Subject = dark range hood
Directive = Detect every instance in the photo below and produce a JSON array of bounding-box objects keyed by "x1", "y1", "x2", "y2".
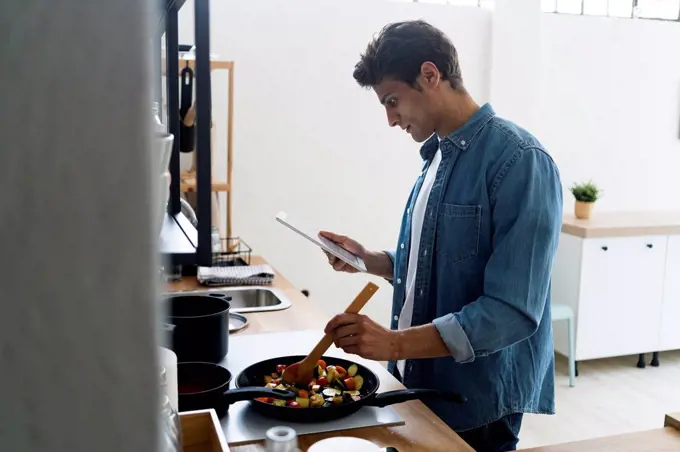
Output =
[{"x1": 157, "y1": 0, "x2": 214, "y2": 267}]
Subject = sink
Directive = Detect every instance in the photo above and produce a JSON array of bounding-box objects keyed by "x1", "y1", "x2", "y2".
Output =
[{"x1": 164, "y1": 286, "x2": 292, "y2": 313}]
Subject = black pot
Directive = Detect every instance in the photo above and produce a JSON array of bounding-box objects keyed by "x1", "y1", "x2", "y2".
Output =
[
  {"x1": 164, "y1": 293, "x2": 231, "y2": 363},
  {"x1": 177, "y1": 362, "x2": 294, "y2": 417}
]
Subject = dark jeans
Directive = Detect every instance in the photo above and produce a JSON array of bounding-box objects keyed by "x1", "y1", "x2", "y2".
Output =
[
  {"x1": 390, "y1": 368, "x2": 522, "y2": 451},
  {"x1": 456, "y1": 412, "x2": 524, "y2": 452}
]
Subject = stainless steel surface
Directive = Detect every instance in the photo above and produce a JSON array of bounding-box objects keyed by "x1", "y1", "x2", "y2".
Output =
[
  {"x1": 164, "y1": 285, "x2": 292, "y2": 313},
  {"x1": 218, "y1": 330, "x2": 405, "y2": 446},
  {"x1": 229, "y1": 312, "x2": 249, "y2": 333}
]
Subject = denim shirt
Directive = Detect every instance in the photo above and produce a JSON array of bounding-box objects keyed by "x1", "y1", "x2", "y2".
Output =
[{"x1": 385, "y1": 103, "x2": 563, "y2": 431}]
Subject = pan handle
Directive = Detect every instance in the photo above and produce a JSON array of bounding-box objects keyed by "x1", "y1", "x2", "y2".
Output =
[
  {"x1": 365, "y1": 389, "x2": 466, "y2": 408},
  {"x1": 221, "y1": 387, "x2": 296, "y2": 405}
]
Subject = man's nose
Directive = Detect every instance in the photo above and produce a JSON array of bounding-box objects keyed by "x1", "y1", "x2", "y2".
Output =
[{"x1": 387, "y1": 111, "x2": 399, "y2": 128}]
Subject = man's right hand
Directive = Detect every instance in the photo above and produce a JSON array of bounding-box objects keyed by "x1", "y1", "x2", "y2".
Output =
[{"x1": 318, "y1": 231, "x2": 394, "y2": 279}]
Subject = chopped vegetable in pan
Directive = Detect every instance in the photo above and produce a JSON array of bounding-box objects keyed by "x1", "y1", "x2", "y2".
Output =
[{"x1": 256, "y1": 360, "x2": 365, "y2": 408}]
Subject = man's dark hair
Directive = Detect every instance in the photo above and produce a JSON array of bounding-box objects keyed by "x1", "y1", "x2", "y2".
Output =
[{"x1": 353, "y1": 20, "x2": 463, "y2": 91}]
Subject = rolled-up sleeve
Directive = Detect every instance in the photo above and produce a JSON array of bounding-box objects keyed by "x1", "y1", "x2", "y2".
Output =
[
  {"x1": 433, "y1": 315, "x2": 475, "y2": 362},
  {"x1": 383, "y1": 250, "x2": 396, "y2": 285},
  {"x1": 384, "y1": 250, "x2": 396, "y2": 266},
  {"x1": 433, "y1": 147, "x2": 563, "y2": 362}
]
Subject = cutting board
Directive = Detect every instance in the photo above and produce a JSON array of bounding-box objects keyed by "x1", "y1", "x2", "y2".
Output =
[{"x1": 217, "y1": 329, "x2": 405, "y2": 446}]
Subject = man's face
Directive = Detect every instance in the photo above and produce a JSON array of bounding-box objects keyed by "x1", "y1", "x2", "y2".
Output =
[{"x1": 373, "y1": 75, "x2": 439, "y2": 143}]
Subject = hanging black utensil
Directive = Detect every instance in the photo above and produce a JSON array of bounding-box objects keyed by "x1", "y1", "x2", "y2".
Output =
[
  {"x1": 179, "y1": 63, "x2": 195, "y2": 153},
  {"x1": 180, "y1": 64, "x2": 193, "y2": 115}
]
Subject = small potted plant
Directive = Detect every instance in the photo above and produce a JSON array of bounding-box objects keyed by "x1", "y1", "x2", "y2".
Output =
[{"x1": 570, "y1": 180, "x2": 600, "y2": 219}]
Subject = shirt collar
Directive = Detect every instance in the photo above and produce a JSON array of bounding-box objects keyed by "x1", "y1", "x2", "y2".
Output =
[{"x1": 419, "y1": 103, "x2": 496, "y2": 161}]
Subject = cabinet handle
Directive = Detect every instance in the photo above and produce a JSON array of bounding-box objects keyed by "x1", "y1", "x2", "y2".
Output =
[
  {"x1": 646, "y1": 244, "x2": 653, "y2": 249},
  {"x1": 601, "y1": 246, "x2": 608, "y2": 251}
]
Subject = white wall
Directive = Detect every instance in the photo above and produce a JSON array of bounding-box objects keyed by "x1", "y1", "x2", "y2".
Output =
[
  {"x1": 538, "y1": 14, "x2": 680, "y2": 213},
  {"x1": 489, "y1": 0, "x2": 543, "y2": 133},
  {"x1": 178, "y1": 0, "x2": 492, "y2": 325},
  {"x1": 177, "y1": 0, "x2": 680, "y2": 325}
]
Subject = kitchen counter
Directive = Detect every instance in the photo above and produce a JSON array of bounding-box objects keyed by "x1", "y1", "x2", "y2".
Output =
[
  {"x1": 166, "y1": 256, "x2": 474, "y2": 452},
  {"x1": 562, "y1": 211, "x2": 680, "y2": 238},
  {"x1": 166, "y1": 257, "x2": 680, "y2": 451},
  {"x1": 520, "y1": 412, "x2": 680, "y2": 452}
]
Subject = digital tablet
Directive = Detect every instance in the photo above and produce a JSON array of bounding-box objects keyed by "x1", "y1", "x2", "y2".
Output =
[{"x1": 275, "y1": 211, "x2": 367, "y2": 273}]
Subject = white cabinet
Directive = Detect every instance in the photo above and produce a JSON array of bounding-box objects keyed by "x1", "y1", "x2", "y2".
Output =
[
  {"x1": 576, "y1": 236, "x2": 666, "y2": 359},
  {"x1": 660, "y1": 235, "x2": 680, "y2": 351},
  {"x1": 552, "y1": 232, "x2": 673, "y2": 362}
]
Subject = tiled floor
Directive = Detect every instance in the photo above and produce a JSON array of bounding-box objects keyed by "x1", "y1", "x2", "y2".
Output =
[{"x1": 518, "y1": 350, "x2": 680, "y2": 449}]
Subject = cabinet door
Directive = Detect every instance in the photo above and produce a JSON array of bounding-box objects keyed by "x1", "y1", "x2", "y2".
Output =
[
  {"x1": 576, "y1": 235, "x2": 666, "y2": 360},
  {"x1": 660, "y1": 235, "x2": 680, "y2": 351}
]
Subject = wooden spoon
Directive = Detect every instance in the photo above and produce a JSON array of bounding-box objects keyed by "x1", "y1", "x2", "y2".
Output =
[{"x1": 281, "y1": 281, "x2": 379, "y2": 386}]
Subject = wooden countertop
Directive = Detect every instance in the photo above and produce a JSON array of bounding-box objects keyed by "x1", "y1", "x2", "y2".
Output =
[
  {"x1": 562, "y1": 211, "x2": 680, "y2": 238},
  {"x1": 166, "y1": 256, "x2": 474, "y2": 452},
  {"x1": 521, "y1": 412, "x2": 680, "y2": 452}
]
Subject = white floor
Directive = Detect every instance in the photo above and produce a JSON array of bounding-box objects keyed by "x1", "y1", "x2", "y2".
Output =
[{"x1": 518, "y1": 351, "x2": 680, "y2": 449}]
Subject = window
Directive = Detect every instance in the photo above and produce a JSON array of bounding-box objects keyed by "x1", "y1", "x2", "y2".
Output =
[
  {"x1": 395, "y1": 0, "x2": 489, "y2": 5},
  {"x1": 542, "y1": 0, "x2": 680, "y2": 20},
  {"x1": 636, "y1": 0, "x2": 680, "y2": 19},
  {"x1": 557, "y1": 0, "x2": 584, "y2": 14},
  {"x1": 404, "y1": 0, "x2": 680, "y2": 20},
  {"x1": 583, "y1": 0, "x2": 608, "y2": 15},
  {"x1": 609, "y1": 0, "x2": 636, "y2": 17}
]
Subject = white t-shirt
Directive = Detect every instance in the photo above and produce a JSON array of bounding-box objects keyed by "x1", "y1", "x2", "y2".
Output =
[{"x1": 397, "y1": 142, "x2": 442, "y2": 376}]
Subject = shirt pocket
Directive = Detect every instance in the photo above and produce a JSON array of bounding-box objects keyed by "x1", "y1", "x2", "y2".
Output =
[{"x1": 436, "y1": 203, "x2": 482, "y2": 265}]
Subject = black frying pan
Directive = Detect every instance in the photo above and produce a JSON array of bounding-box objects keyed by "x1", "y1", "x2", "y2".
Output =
[{"x1": 234, "y1": 354, "x2": 466, "y2": 423}]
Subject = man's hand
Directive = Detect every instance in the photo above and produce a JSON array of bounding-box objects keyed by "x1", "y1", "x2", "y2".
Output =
[
  {"x1": 318, "y1": 231, "x2": 367, "y2": 274},
  {"x1": 324, "y1": 313, "x2": 401, "y2": 361},
  {"x1": 326, "y1": 313, "x2": 454, "y2": 362},
  {"x1": 318, "y1": 231, "x2": 394, "y2": 279}
]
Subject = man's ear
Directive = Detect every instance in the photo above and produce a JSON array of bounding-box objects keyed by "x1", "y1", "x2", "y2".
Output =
[{"x1": 420, "y1": 61, "x2": 440, "y2": 88}]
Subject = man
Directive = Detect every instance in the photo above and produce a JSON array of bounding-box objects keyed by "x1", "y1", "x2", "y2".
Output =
[{"x1": 320, "y1": 20, "x2": 563, "y2": 452}]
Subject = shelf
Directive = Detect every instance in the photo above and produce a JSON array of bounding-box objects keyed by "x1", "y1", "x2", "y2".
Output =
[
  {"x1": 160, "y1": 0, "x2": 234, "y2": 266},
  {"x1": 180, "y1": 179, "x2": 230, "y2": 193}
]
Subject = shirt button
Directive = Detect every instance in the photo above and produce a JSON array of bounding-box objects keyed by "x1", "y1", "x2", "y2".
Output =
[
  {"x1": 400, "y1": 243, "x2": 405, "y2": 249},
  {"x1": 461, "y1": 139, "x2": 466, "y2": 146},
  {"x1": 419, "y1": 289, "x2": 424, "y2": 296},
  {"x1": 397, "y1": 278, "x2": 402, "y2": 284},
  {"x1": 394, "y1": 315, "x2": 399, "y2": 321},
  {"x1": 407, "y1": 208, "x2": 410, "y2": 214},
  {"x1": 423, "y1": 250, "x2": 427, "y2": 256}
]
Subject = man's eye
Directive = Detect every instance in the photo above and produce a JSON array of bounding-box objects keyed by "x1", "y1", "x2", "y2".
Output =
[{"x1": 387, "y1": 98, "x2": 397, "y2": 107}]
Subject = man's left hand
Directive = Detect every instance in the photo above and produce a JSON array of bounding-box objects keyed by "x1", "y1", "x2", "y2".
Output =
[{"x1": 324, "y1": 313, "x2": 401, "y2": 361}]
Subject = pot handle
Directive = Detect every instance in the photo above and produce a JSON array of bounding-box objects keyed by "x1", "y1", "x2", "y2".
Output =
[
  {"x1": 364, "y1": 389, "x2": 466, "y2": 408},
  {"x1": 160, "y1": 323, "x2": 176, "y2": 350},
  {"x1": 222, "y1": 387, "x2": 296, "y2": 405}
]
